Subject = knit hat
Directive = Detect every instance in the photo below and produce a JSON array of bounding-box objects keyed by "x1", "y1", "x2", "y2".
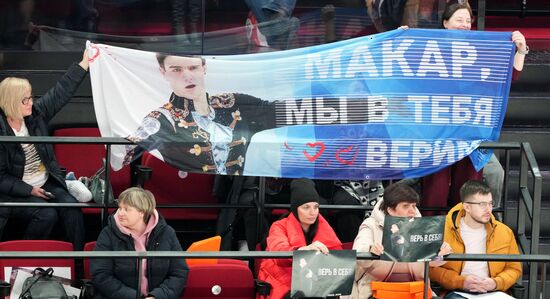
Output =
[{"x1": 290, "y1": 178, "x2": 320, "y2": 212}]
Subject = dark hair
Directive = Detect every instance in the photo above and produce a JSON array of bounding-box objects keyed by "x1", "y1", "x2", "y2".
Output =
[
  {"x1": 441, "y1": 1, "x2": 473, "y2": 28},
  {"x1": 156, "y1": 53, "x2": 206, "y2": 69},
  {"x1": 459, "y1": 180, "x2": 491, "y2": 202},
  {"x1": 379, "y1": 183, "x2": 420, "y2": 214}
]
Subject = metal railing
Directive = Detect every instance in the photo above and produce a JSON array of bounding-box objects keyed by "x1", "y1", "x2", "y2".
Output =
[
  {"x1": 0, "y1": 136, "x2": 542, "y2": 297},
  {"x1": 0, "y1": 250, "x2": 547, "y2": 299}
]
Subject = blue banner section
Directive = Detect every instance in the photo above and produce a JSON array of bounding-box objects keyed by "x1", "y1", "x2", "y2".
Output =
[
  {"x1": 90, "y1": 28, "x2": 514, "y2": 180},
  {"x1": 234, "y1": 29, "x2": 513, "y2": 179}
]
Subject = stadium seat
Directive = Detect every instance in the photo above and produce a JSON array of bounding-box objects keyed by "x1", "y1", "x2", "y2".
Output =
[
  {"x1": 53, "y1": 127, "x2": 132, "y2": 213},
  {"x1": 186, "y1": 236, "x2": 221, "y2": 266},
  {"x1": 141, "y1": 152, "x2": 218, "y2": 221},
  {"x1": 0, "y1": 240, "x2": 75, "y2": 280},
  {"x1": 83, "y1": 241, "x2": 96, "y2": 280},
  {"x1": 182, "y1": 260, "x2": 254, "y2": 299},
  {"x1": 342, "y1": 242, "x2": 353, "y2": 250}
]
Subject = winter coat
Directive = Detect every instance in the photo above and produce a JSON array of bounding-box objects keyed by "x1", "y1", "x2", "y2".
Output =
[
  {"x1": 91, "y1": 212, "x2": 188, "y2": 299},
  {"x1": 258, "y1": 213, "x2": 342, "y2": 299},
  {"x1": 349, "y1": 199, "x2": 424, "y2": 299},
  {"x1": 0, "y1": 63, "x2": 87, "y2": 197},
  {"x1": 429, "y1": 203, "x2": 522, "y2": 292}
]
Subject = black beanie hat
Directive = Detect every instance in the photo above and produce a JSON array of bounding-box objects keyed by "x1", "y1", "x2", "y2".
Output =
[{"x1": 290, "y1": 178, "x2": 320, "y2": 212}]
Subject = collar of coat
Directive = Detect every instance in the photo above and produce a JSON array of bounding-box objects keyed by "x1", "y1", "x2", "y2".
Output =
[{"x1": 448, "y1": 202, "x2": 497, "y2": 237}]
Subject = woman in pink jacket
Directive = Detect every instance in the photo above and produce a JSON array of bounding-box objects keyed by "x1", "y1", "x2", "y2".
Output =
[{"x1": 258, "y1": 178, "x2": 342, "y2": 299}]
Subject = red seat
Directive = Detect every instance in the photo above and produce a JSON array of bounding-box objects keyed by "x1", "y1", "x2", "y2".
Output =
[
  {"x1": 182, "y1": 260, "x2": 254, "y2": 299},
  {"x1": 83, "y1": 241, "x2": 96, "y2": 280},
  {"x1": 141, "y1": 152, "x2": 218, "y2": 221},
  {"x1": 342, "y1": 242, "x2": 353, "y2": 250},
  {"x1": 53, "y1": 127, "x2": 131, "y2": 213},
  {"x1": 0, "y1": 240, "x2": 75, "y2": 280}
]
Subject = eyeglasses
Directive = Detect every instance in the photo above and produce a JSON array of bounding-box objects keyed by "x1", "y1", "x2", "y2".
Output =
[
  {"x1": 21, "y1": 95, "x2": 33, "y2": 105},
  {"x1": 465, "y1": 201, "x2": 494, "y2": 208}
]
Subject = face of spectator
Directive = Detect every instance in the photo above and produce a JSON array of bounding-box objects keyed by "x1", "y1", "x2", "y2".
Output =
[
  {"x1": 388, "y1": 201, "x2": 417, "y2": 217},
  {"x1": 443, "y1": 8, "x2": 472, "y2": 30},
  {"x1": 20, "y1": 88, "x2": 33, "y2": 117},
  {"x1": 117, "y1": 202, "x2": 145, "y2": 230},
  {"x1": 297, "y1": 201, "x2": 319, "y2": 230},
  {"x1": 463, "y1": 192, "x2": 493, "y2": 224},
  {"x1": 160, "y1": 56, "x2": 206, "y2": 100}
]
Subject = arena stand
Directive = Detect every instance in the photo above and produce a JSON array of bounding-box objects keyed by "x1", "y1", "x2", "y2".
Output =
[{"x1": 0, "y1": 0, "x2": 549, "y2": 298}]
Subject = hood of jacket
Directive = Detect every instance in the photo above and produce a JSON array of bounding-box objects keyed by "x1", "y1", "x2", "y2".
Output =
[{"x1": 107, "y1": 209, "x2": 167, "y2": 247}]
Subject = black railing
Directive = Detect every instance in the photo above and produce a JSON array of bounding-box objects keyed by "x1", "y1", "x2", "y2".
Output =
[
  {"x1": 0, "y1": 136, "x2": 542, "y2": 297},
  {"x1": 0, "y1": 251, "x2": 546, "y2": 299}
]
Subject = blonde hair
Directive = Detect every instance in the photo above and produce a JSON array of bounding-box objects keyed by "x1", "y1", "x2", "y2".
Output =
[
  {"x1": 118, "y1": 187, "x2": 156, "y2": 224},
  {"x1": 0, "y1": 77, "x2": 31, "y2": 120}
]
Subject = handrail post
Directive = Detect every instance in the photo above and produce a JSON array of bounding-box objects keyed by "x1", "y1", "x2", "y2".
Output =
[
  {"x1": 256, "y1": 177, "x2": 266, "y2": 248},
  {"x1": 477, "y1": 0, "x2": 486, "y2": 31},
  {"x1": 502, "y1": 148, "x2": 510, "y2": 220},
  {"x1": 102, "y1": 144, "x2": 113, "y2": 227},
  {"x1": 523, "y1": 142, "x2": 542, "y2": 299},
  {"x1": 423, "y1": 260, "x2": 429, "y2": 299},
  {"x1": 136, "y1": 257, "x2": 142, "y2": 299}
]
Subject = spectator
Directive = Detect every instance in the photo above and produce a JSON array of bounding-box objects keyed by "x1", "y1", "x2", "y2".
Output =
[
  {"x1": 257, "y1": 178, "x2": 342, "y2": 299},
  {"x1": 91, "y1": 187, "x2": 188, "y2": 299},
  {"x1": 350, "y1": 183, "x2": 451, "y2": 298},
  {"x1": 0, "y1": 0, "x2": 37, "y2": 49},
  {"x1": 429, "y1": 180, "x2": 522, "y2": 298},
  {"x1": 216, "y1": 176, "x2": 292, "y2": 251},
  {"x1": 169, "y1": 0, "x2": 201, "y2": 40},
  {"x1": 0, "y1": 49, "x2": 88, "y2": 251},
  {"x1": 365, "y1": 0, "x2": 419, "y2": 32},
  {"x1": 331, "y1": 179, "x2": 384, "y2": 243},
  {"x1": 422, "y1": 0, "x2": 528, "y2": 212},
  {"x1": 245, "y1": 0, "x2": 300, "y2": 49}
]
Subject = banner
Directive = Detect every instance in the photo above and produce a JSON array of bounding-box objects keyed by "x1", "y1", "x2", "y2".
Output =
[
  {"x1": 89, "y1": 28, "x2": 514, "y2": 180},
  {"x1": 291, "y1": 250, "x2": 356, "y2": 297},
  {"x1": 381, "y1": 215, "x2": 445, "y2": 262}
]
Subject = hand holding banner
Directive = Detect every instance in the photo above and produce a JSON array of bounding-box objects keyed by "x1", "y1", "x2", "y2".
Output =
[
  {"x1": 381, "y1": 215, "x2": 445, "y2": 262},
  {"x1": 291, "y1": 250, "x2": 356, "y2": 298}
]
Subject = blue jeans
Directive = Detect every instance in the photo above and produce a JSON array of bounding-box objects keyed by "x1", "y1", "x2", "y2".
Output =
[
  {"x1": 0, "y1": 177, "x2": 85, "y2": 251},
  {"x1": 245, "y1": 0, "x2": 299, "y2": 49},
  {"x1": 245, "y1": 0, "x2": 296, "y2": 21}
]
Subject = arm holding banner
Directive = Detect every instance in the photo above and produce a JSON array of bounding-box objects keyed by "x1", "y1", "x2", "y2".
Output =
[
  {"x1": 265, "y1": 218, "x2": 300, "y2": 267},
  {"x1": 352, "y1": 217, "x2": 379, "y2": 268},
  {"x1": 512, "y1": 31, "x2": 527, "y2": 72}
]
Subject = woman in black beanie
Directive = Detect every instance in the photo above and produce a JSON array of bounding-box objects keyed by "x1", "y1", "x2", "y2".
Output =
[{"x1": 257, "y1": 178, "x2": 342, "y2": 299}]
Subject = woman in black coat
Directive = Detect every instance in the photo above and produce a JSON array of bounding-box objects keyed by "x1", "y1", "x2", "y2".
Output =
[
  {"x1": 91, "y1": 187, "x2": 188, "y2": 299},
  {"x1": 0, "y1": 50, "x2": 88, "y2": 250}
]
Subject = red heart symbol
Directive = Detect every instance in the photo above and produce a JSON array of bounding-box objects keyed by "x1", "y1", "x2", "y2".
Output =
[
  {"x1": 88, "y1": 44, "x2": 100, "y2": 63},
  {"x1": 303, "y1": 142, "x2": 325, "y2": 162},
  {"x1": 335, "y1": 146, "x2": 358, "y2": 165}
]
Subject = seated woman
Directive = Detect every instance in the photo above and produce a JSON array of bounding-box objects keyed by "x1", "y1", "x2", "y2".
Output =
[
  {"x1": 258, "y1": 178, "x2": 342, "y2": 299},
  {"x1": 0, "y1": 50, "x2": 88, "y2": 250},
  {"x1": 91, "y1": 187, "x2": 188, "y2": 299},
  {"x1": 350, "y1": 183, "x2": 452, "y2": 299}
]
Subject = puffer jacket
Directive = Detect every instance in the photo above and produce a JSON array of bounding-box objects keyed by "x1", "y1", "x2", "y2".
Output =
[
  {"x1": 348, "y1": 199, "x2": 424, "y2": 299},
  {"x1": 257, "y1": 213, "x2": 342, "y2": 299},
  {"x1": 429, "y1": 203, "x2": 522, "y2": 292},
  {"x1": 91, "y1": 212, "x2": 188, "y2": 299},
  {"x1": 0, "y1": 63, "x2": 87, "y2": 197}
]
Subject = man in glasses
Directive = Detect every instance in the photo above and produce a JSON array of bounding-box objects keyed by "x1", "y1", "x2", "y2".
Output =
[{"x1": 430, "y1": 180, "x2": 522, "y2": 298}]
